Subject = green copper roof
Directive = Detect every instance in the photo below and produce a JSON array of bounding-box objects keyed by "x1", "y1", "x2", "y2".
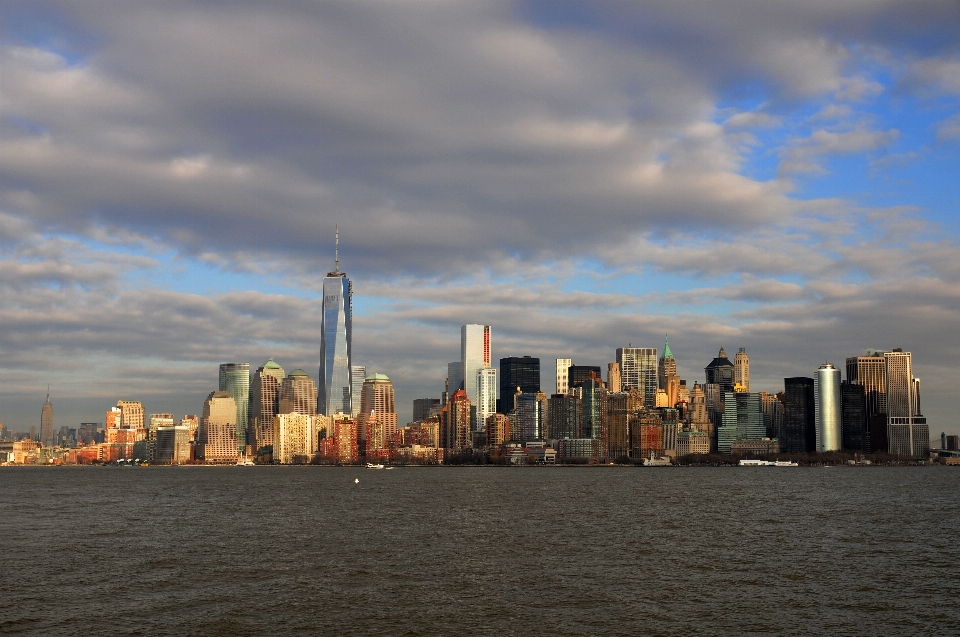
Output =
[
  {"x1": 289, "y1": 369, "x2": 309, "y2": 376},
  {"x1": 663, "y1": 335, "x2": 673, "y2": 359},
  {"x1": 262, "y1": 359, "x2": 282, "y2": 369},
  {"x1": 365, "y1": 373, "x2": 391, "y2": 381}
]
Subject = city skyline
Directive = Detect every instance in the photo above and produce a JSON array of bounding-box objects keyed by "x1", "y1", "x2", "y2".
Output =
[{"x1": 1, "y1": 2, "x2": 959, "y2": 434}]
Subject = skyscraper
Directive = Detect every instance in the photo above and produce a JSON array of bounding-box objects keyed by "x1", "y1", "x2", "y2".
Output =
[
  {"x1": 447, "y1": 362, "x2": 463, "y2": 396},
  {"x1": 814, "y1": 363, "x2": 841, "y2": 453},
  {"x1": 358, "y1": 374, "x2": 398, "y2": 455},
  {"x1": 279, "y1": 370, "x2": 318, "y2": 416},
  {"x1": 199, "y1": 391, "x2": 238, "y2": 464},
  {"x1": 547, "y1": 394, "x2": 581, "y2": 440},
  {"x1": 499, "y1": 356, "x2": 540, "y2": 412},
  {"x1": 250, "y1": 359, "x2": 285, "y2": 450},
  {"x1": 350, "y1": 366, "x2": 366, "y2": 418},
  {"x1": 318, "y1": 227, "x2": 353, "y2": 416},
  {"x1": 845, "y1": 352, "x2": 887, "y2": 418},
  {"x1": 617, "y1": 347, "x2": 658, "y2": 406},
  {"x1": 513, "y1": 392, "x2": 547, "y2": 442},
  {"x1": 476, "y1": 367, "x2": 497, "y2": 433},
  {"x1": 568, "y1": 365, "x2": 603, "y2": 390},
  {"x1": 705, "y1": 347, "x2": 735, "y2": 392},
  {"x1": 607, "y1": 363, "x2": 621, "y2": 393},
  {"x1": 462, "y1": 325, "x2": 491, "y2": 429},
  {"x1": 884, "y1": 349, "x2": 928, "y2": 458},
  {"x1": 718, "y1": 390, "x2": 765, "y2": 454},
  {"x1": 783, "y1": 377, "x2": 815, "y2": 453},
  {"x1": 657, "y1": 337, "x2": 676, "y2": 390},
  {"x1": 40, "y1": 392, "x2": 54, "y2": 447},
  {"x1": 219, "y1": 362, "x2": 250, "y2": 454},
  {"x1": 841, "y1": 382, "x2": 868, "y2": 452},
  {"x1": 734, "y1": 348, "x2": 750, "y2": 391},
  {"x1": 556, "y1": 358, "x2": 572, "y2": 395}
]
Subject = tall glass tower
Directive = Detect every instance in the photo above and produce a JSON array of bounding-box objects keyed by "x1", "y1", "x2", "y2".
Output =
[
  {"x1": 219, "y1": 362, "x2": 250, "y2": 455},
  {"x1": 318, "y1": 227, "x2": 353, "y2": 416}
]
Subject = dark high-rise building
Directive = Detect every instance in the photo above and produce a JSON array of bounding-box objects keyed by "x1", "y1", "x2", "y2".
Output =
[
  {"x1": 413, "y1": 398, "x2": 442, "y2": 421},
  {"x1": 582, "y1": 378, "x2": 605, "y2": 442},
  {"x1": 498, "y1": 356, "x2": 540, "y2": 412},
  {"x1": 783, "y1": 377, "x2": 815, "y2": 453},
  {"x1": 547, "y1": 394, "x2": 581, "y2": 440},
  {"x1": 704, "y1": 347, "x2": 735, "y2": 391},
  {"x1": 841, "y1": 381, "x2": 868, "y2": 453},
  {"x1": 568, "y1": 365, "x2": 603, "y2": 389}
]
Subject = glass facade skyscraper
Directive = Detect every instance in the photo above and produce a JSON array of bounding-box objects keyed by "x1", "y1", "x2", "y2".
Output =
[
  {"x1": 219, "y1": 362, "x2": 250, "y2": 455},
  {"x1": 617, "y1": 347, "x2": 658, "y2": 407},
  {"x1": 318, "y1": 269, "x2": 352, "y2": 417},
  {"x1": 499, "y1": 356, "x2": 540, "y2": 413}
]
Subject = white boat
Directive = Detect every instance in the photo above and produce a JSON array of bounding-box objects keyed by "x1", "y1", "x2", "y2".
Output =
[
  {"x1": 366, "y1": 463, "x2": 385, "y2": 469},
  {"x1": 740, "y1": 459, "x2": 774, "y2": 466},
  {"x1": 774, "y1": 460, "x2": 799, "y2": 467},
  {"x1": 642, "y1": 452, "x2": 671, "y2": 467}
]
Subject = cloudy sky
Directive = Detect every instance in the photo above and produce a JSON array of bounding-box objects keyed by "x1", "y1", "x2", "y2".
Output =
[{"x1": 2, "y1": 0, "x2": 959, "y2": 432}]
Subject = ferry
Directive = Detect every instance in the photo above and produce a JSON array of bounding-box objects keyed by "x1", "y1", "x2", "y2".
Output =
[
  {"x1": 366, "y1": 463, "x2": 385, "y2": 469},
  {"x1": 739, "y1": 459, "x2": 799, "y2": 467},
  {"x1": 642, "y1": 452, "x2": 672, "y2": 467}
]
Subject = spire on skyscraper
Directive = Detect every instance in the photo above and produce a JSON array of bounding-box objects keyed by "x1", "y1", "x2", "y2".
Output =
[{"x1": 663, "y1": 335, "x2": 673, "y2": 359}]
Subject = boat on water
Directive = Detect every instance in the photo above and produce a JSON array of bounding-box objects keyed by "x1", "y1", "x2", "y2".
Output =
[
  {"x1": 739, "y1": 459, "x2": 799, "y2": 467},
  {"x1": 642, "y1": 452, "x2": 672, "y2": 467},
  {"x1": 366, "y1": 463, "x2": 385, "y2": 469}
]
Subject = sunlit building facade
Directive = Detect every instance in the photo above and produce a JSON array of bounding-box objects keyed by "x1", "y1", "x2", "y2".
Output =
[
  {"x1": 885, "y1": 349, "x2": 928, "y2": 458},
  {"x1": 250, "y1": 359, "x2": 285, "y2": 451},
  {"x1": 40, "y1": 393, "x2": 54, "y2": 447},
  {"x1": 556, "y1": 358, "x2": 572, "y2": 395},
  {"x1": 199, "y1": 391, "x2": 238, "y2": 464},
  {"x1": 617, "y1": 347, "x2": 658, "y2": 407},
  {"x1": 814, "y1": 363, "x2": 842, "y2": 453},
  {"x1": 219, "y1": 362, "x2": 250, "y2": 454}
]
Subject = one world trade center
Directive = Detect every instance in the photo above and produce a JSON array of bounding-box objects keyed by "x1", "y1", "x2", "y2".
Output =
[{"x1": 318, "y1": 226, "x2": 353, "y2": 416}]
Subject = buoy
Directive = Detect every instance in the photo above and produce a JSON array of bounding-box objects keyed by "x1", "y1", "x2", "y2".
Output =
[{"x1": 354, "y1": 478, "x2": 359, "y2": 484}]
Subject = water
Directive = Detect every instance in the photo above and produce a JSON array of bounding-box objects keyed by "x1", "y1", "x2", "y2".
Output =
[{"x1": 1, "y1": 466, "x2": 958, "y2": 635}]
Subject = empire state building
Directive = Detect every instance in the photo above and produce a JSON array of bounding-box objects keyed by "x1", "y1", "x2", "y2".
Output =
[{"x1": 318, "y1": 227, "x2": 353, "y2": 416}]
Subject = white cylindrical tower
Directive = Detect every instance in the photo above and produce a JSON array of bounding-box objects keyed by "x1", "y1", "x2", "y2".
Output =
[{"x1": 814, "y1": 363, "x2": 842, "y2": 452}]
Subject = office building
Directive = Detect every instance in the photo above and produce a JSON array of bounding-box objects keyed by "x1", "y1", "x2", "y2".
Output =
[
  {"x1": 154, "y1": 426, "x2": 190, "y2": 465},
  {"x1": 513, "y1": 392, "x2": 547, "y2": 442},
  {"x1": 461, "y1": 324, "x2": 491, "y2": 427},
  {"x1": 413, "y1": 398, "x2": 442, "y2": 421},
  {"x1": 499, "y1": 357, "x2": 540, "y2": 412},
  {"x1": 358, "y1": 374, "x2": 398, "y2": 455},
  {"x1": 442, "y1": 390, "x2": 471, "y2": 450},
  {"x1": 40, "y1": 393, "x2": 54, "y2": 447},
  {"x1": 279, "y1": 370, "x2": 318, "y2": 416},
  {"x1": 657, "y1": 337, "x2": 677, "y2": 390},
  {"x1": 117, "y1": 400, "x2": 145, "y2": 432},
  {"x1": 734, "y1": 348, "x2": 750, "y2": 391},
  {"x1": 274, "y1": 413, "x2": 318, "y2": 464},
  {"x1": 318, "y1": 228, "x2": 353, "y2": 416},
  {"x1": 814, "y1": 363, "x2": 842, "y2": 453},
  {"x1": 556, "y1": 358, "x2": 572, "y2": 395},
  {"x1": 607, "y1": 362, "x2": 622, "y2": 393},
  {"x1": 350, "y1": 366, "x2": 366, "y2": 417},
  {"x1": 250, "y1": 359, "x2": 285, "y2": 450},
  {"x1": 617, "y1": 347, "x2": 658, "y2": 407},
  {"x1": 582, "y1": 378, "x2": 605, "y2": 442},
  {"x1": 688, "y1": 382, "x2": 715, "y2": 449},
  {"x1": 760, "y1": 392, "x2": 784, "y2": 440},
  {"x1": 547, "y1": 394, "x2": 582, "y2": 440},
  {"x1": 199, "y1": 391, "x2": 238, "y2": 464},
  {"x1": 704, "y1": 347, "x2": 735, "y2": 392},
  {"x1": 606, "y1": 389, "x2": 641, "y2": 460},
  {"x1": 885, "y1": 349, "x2": 928, "y2": 458},
  {"x1": 476, "y1": 367, "x2": 497, "y2": 433},
  {"x1": 485, "y1": 414, "x2": 510, "y2": 447},
  {"x1": 568, "y1": 365, "x2": 603, "y2": 390},
  {"x1": 841, "y1": 382, "x2": 869, "y2": 452},
  {"x1": 219, "y1": 362, "x2": 250, "y2": 454},
  {"x1": 783, "y1": 377, "x2": 815, "y2": 453},
  {"x1": 846, "y1": 352, "x2": 887, "y2": 419},
  {"x1": 718, "y1": 391, "x2": 766, "y2": 454}
]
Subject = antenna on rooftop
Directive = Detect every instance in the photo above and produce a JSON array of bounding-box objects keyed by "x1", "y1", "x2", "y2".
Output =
[{"x1": 335, "y1": 223, "x2": 340, "y2": 273}]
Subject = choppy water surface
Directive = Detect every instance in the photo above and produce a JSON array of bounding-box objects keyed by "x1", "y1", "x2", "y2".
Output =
[{"x1": 1, "y1": 466, "x2": 958, "y2": 635}]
